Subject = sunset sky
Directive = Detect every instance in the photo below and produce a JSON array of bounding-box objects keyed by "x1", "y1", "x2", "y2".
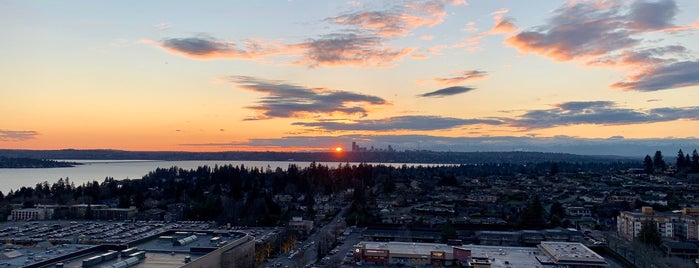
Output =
[{"x1": 2, "y1": 0, "x2": 699, "y2": 155}]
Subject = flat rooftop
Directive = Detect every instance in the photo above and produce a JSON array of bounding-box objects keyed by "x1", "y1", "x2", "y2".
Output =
[
  {"x1": 0, "y1": 244, "x2": 96, "y2": 267},
  {"x1": 364, "y1": 241, "x2": 452, "y2": 255},
  {"x1": 360, "y1": 241, "x2": 608, "y2": 268},
  {"x1": 46, "y1": 231, "x2": 246, "y2": 268},
  {"x1": 539, "y1": 241, "x2": 607, "y2": 265}
]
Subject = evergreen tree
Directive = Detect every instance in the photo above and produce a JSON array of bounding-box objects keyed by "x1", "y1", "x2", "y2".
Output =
[
  {"x1": 518, "y1": 195, "x2": 546, "y2": 229},
  {"x1": 653, "y1": 151, "x2": 666, "y2": 172},
  {"x1": 550, "y1": 163, "x2": 559, "y2": 176},
  {"x1": 549, "y1": 200, "x2": 565, "y2": 227},
  {"x1": 677, "y1": 149, "x2": 686, "y2": 170},
  {"x1": 85, "y1": 204, "x2": 94, "y2": 220},
  {"x1": 693, "y1": 150, "x2": 699, "y2": 172},
  {"x1": 439, "y1": 221, "x2": 457, "y2": 243},
  {"x1": 643, "y1": 155, "x2": 654, "y2": 174},
  {"x1": 638, "y1": 219, "x2": 661, "y2": 247}
]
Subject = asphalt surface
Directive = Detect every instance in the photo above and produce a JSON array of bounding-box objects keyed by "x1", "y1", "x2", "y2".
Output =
[{"x1": 266, "y1": 204, "x2": 361, "y2": 268}]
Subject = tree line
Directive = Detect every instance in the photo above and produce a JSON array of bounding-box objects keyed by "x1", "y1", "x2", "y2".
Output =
[
  {"x1": 0, "y1": 160, "x2": 638, "y2": 226},
  {"x1": 642, "y1": 149, "x2": 699, "y2": 174}
]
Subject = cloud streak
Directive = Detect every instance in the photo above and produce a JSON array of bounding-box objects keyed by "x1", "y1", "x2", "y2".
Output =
[
  {"x1": 181, "y1": 134, "x2": 699, "y2": 157},
  {"x1": 432, "y1": 70, "x2": 488, "y2": 85},
  {"x1": 158, "y1": 36, "x2": 287, "y2": 59},
  {"x1": 154, "y1": 33, "x2": 412, "y2": 68},
  {"x1": 289, "y1": 100, "x2": 699, "y2": 132},
  {"x1": 330, "y1": 0, "x2": 461, "y2": 36},
  {"x1": 228, "y1": 76, "x2": 387, "y2": 119},
  {"x1": 418, "y1": 86, "x2": 475, "y2": 97},
  {"x1": 512, "y1": 100, "x2": 699, "y2": 129},
  {"x1": 296, "y1": 33, "x2": 413, "y2": 68},
  {"x1": 505, "y1": 0, "x2": 699, "y2": 91},
  {"x1": 152, "y1": 1, "x2": 466, "y2": 67},
  {"x1": 0, "y1": 130, "x2": 38, "y2": 141},
  {"x1": 293, "y1": 115, "x2": 503, "y2": 131}
]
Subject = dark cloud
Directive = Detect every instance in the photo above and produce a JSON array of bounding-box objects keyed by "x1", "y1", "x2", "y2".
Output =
[
  {"x1": 506, "y1": 2, "x2": 637, "y2": 61},
  {"x1": 0, "y1": 130, "x2": 38, "y2": 141},
  {"x1": 229, "y1": 76, "x2": 387, "y2": 119},
  {"x1": 611, "y1": 60, "x2": 699, "y2": 91},
  {"x1": 513, "y1": 101, "x2": 699, "y2": 129},
  {"x1": 418, "y1": 86, "x2": 475, "y2": 98},
  {"x1": 159, "y1": 36, "x2": 285, "y2": 59},
  {"x1": 555, "y1": 101, "x2": 614, "y2": 111},
  {"x1": 433, "y1": 70, "x2": 488, "y2": 85},
  {"x1": 293, "y1": 115, "x2": 503, "y2": 131},
  {"x1": 505, "y1": 0, "x2": 698, "y2": 91},
  {"x1": 181, "y1": 134, "x2": 699, "y2": 157},
  {"x1": 627, "y1": 0, "x2": 678, "y2": 31},
  {"x1": 297, "y1": 33, "x2": 412, "y2": 68}
]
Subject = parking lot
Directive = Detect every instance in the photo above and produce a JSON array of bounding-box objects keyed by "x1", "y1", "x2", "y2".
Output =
[{"x1": 0, "y1": 220, "x2": 216, "y2": 245}]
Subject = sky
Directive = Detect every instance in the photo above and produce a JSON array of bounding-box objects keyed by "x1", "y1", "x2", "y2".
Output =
[{"x1": 1, "y1": 0, "x2": 699, "y2": 156}]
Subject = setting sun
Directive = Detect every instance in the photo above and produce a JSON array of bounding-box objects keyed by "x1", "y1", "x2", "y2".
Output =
[{"x1": 335, "y1": 147, "x2": 343, "y2": 152}]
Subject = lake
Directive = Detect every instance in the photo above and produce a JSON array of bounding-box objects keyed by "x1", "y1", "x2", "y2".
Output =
[{"x1": 0, "y1": 160, "x2": 443, "y2": 193}]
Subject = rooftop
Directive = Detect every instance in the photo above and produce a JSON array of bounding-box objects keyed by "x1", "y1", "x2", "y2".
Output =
[{"x1": 539, "y1": 241, "x2": 607, "y2": 265}]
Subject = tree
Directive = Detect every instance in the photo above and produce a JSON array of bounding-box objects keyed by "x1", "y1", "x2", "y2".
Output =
[
  {"x1": 643, "y1": 155, "x2": 654, "y2": 174},
  {"x1": 693, "y1": 150, "x2": 699, "y2": 172},
  {"x1": 637, "y1": 219, "x2": 661, "y2": 247},
  {"x1": 676, "y1": 149, "x2": 686, "y2": 170},
  {"x1": 85, "y1": 203, "x2": 94, "y2": 220},
  {"x1": 518, "y1": 195, "x2": 546, "y2": 229},
  {"x1": 549, "y1": 201, "x2": 565, "y2": 227},
  {"x1": 550, "y1": 163, "x2": 559, "y2": 176},
  {"x1": 653, "y1": 151, "x2": 666, "y2": 172},
  {"x1": 439, "y1": 221, "x2": 457, "y2": 243}
]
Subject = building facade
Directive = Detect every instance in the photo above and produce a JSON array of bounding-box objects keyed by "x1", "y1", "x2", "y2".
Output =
[
  {"x1": 353, "y1": 241, "x2": 608, "y2": 267},
  {"x1": 617, "y1": 207, "x2": 699, "y2": 241}
]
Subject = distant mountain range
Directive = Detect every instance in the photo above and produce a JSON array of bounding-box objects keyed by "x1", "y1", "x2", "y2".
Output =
[{"x1": 0, "y1": 149, "x2": 637, "y2": 165}]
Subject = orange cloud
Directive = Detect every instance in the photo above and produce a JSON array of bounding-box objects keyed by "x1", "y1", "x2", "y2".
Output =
[
  {"x1": 504, "y1": 0, "x2": 698, "y2": 91},
  {"x1": 455, "y1": 8, "x2": 517, "y2": 52},
  {"x1": 152, "y1": 33, "x2": 412, "y2": 68},
  {"x1": 331, "y1": 0, "x2": 459, "y2": 36}
]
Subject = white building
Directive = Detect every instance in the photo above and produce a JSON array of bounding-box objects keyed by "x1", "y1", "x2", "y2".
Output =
[{"x1": 9, "y1": 208, "x2": 51, "y2": 221}]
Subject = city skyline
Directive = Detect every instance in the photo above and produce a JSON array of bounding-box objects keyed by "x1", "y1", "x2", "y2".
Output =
[{"x1": 2, "y1": 0, "x2": 699, "y2": 154}]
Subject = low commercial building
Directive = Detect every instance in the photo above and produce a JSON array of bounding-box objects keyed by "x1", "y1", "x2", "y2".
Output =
[
  {"x1": 24, "y1": 231, "x2": 255, "y2": 268},
  {"x1": 660, "y1": 241, "x2": 699, "y2": 259},
  {"x1": 92, "y1": 207, "x2": 137, "y2": 221},
  {"x1": 9, "y1": 208, "x2": 49, "y2": 221},
  {"x1": 354, "y1": 241, "x2": 609, "y2": 267},
  {"x1": 538, "y1": 241, "x2": 609, "y2": 268}
]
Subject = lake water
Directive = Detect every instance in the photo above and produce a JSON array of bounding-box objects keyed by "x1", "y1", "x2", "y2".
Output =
[{"x1": 0, "y1": 160, "x2": 440, "y2": 193}]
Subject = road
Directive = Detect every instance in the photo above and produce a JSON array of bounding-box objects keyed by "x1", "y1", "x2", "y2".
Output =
[{"x1": 267, "y1": 203, "x2": 353, "y2": 267}]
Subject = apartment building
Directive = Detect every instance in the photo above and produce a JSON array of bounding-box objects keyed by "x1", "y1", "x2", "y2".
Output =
[{"x1": 618, "y1": 207, "x2": 699, "y2": 241}]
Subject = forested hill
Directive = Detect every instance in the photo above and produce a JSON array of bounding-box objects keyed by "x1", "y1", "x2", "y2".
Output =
[
  {"x1": 0, "y1": 149, "x2": 636, "y2": 164},
  {"x1": 0, "y1": 156, "x2": 78, "y2": 168}
]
